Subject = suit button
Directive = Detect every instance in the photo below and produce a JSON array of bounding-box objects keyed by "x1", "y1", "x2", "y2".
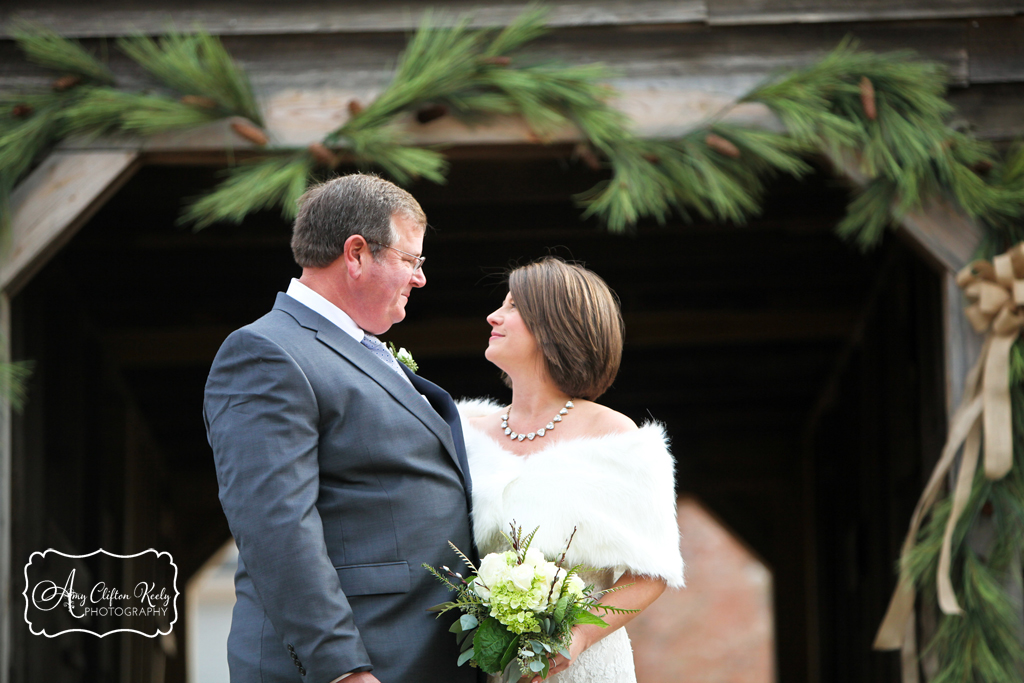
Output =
[
  {"x1": 291, "y1": 653, "x2": 299, "y2": 660},
  {"x1": 299, "y1": 668, "x2": 306, "y2": 676},
  {"x1": 287, "y1": 644, "x2": 295, "y2": 652}
]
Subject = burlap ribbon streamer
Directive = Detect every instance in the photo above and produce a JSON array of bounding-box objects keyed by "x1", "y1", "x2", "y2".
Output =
[{"x1": 874, "y1": 243, "x2": 1024, "y2": 659}]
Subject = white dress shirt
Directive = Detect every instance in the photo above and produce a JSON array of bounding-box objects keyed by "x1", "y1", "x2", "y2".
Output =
[{"x1": 286, "y1": 278, "x2": 363, "y2": 342}]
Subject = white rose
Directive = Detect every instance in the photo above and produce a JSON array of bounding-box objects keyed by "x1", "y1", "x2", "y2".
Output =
[
  {"x1": 478, "y1": 552, "x2": 513, "y2": 589},
  {"x1": 523, "y1": 547, "x2": 547, "y2": 568},
  {"x1": 566, "y1": 575, "x2": 585, "y2": 597},
  {"x1": 537, "y1": 561, "x2": 561, "y2": 585},
  {"x1": 510, "y1": 563, "x2": 536, "y2": 591}
]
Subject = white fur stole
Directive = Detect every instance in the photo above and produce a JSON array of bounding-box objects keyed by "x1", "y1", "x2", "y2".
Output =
[{"x1": 457, "y1": 398, "x2": 685, "y2": 588}]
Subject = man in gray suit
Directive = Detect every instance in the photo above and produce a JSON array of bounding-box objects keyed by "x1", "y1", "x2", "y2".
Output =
[{"x1": 204, "y1": 175, "x2": 475, "y2": 683}]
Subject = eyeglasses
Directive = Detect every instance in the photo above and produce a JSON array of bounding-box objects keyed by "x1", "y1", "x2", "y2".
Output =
[{"x1": 366, "y1": 240, "x2": 426, "y2": 272}]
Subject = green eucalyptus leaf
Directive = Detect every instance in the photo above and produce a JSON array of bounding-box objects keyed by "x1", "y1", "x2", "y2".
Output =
[
  {"x1": 529, "y1": 659, "x2": 545, "y2": 672},
  {"x1": 457, "y1": 648, "x2": 475, "y2": 666},
  {"x1": 449, "y1": 618, "x2": 464, "y2": 634},
  {"x1": 530, "y1": 640, "x2": 544, "y2": 654},
  {"x1": 460, "y1": 614, "x2": 479, "y2": 631}
]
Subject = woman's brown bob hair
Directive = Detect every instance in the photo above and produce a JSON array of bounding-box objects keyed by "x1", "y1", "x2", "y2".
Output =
[{"x1": 507, "y1": 257, "x2": 624, "y2": 401}]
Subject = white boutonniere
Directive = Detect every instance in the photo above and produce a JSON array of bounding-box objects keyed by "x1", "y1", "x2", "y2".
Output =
[{"x1": 387, "y1": 341, "x2": 418, "y2": 372}]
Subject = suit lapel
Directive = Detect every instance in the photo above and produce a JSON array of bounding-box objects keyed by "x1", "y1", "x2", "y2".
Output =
[
  {"x1": 405, "y1": 368, "x2": 471, "y2": 490},
  {"x1": 273, "y1": 294, "x2": 464, "y2": 479}
]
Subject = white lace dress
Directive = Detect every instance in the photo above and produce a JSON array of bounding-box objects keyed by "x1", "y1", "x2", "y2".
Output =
[{"x1": 458, "y1": 400, "x2": 686, "y2": 683}]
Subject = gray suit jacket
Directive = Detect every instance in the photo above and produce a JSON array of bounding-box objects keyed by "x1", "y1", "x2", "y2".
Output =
[{"x1": 204, "y1": 293, "x2": 476, "y2": 683}]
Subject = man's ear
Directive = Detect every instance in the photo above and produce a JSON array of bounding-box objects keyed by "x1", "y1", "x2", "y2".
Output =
[{"x1": 343, "y1": 234, "x2": 370, "y2": 279}]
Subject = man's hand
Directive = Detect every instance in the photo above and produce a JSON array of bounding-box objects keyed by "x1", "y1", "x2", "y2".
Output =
[{"x1": 342, "y1": 673, "x2": 381, "y2": 683}]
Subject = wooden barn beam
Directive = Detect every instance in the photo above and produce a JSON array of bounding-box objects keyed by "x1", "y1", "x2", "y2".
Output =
[
  {"x1": 0, "y1": 0, "x2": 706, "y2": 38},
  {"x1": 706, "y1": 0, "x2": 1021, "y2": 26},
  {"x1": 1, "y1": 151, "x2": 141, "y2": 297}
]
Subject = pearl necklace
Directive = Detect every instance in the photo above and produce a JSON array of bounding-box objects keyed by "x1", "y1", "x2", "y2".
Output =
[{"x1": 501, "y1": 400, "x2": 574, "y2": 442}]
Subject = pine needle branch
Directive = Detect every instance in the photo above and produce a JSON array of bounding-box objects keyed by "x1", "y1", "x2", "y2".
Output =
[
  {"x1": 0, "y1": 105, "x2": 60, "y2": 181},
  {"x1": 485, "y1": 4, "x2": 550, "y2": 57},
  {"x1": 180, "y1": 154, "x2": 312, "y2": 230},
  {"x1": 117, "y1": 31, "x2": 263, "y2": 124},
  {"x1": 59, "y1": 87, "x2": 223, "y2": 137},
  {"x1": 10, "y1": 21, "x2": 115, "y2": 85},
  {"x1": 0, "y1": 359, "x2": 34, "y2": 412}
]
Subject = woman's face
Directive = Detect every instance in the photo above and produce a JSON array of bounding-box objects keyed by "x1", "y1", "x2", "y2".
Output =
[{"x1": 485, "y1": 291, "x2": 542, "y2": 373}]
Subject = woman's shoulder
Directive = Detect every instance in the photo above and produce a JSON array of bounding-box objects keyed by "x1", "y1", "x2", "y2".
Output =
[
  {"x1": 565, "y1": 405, "x2": 672, "y2": 470},
  {"x1": 577, "y1": 402, "x2": 638, "y2": 437}
]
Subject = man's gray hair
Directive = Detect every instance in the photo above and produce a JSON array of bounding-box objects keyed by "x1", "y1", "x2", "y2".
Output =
[{"x1": 290, "y1": 174, "x2": 427, "y2": 268}]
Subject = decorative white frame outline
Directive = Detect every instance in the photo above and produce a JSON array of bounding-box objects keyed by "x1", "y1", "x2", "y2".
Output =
[{"x1": 22, "y1": 548, "x2": 179, "y2": 638}]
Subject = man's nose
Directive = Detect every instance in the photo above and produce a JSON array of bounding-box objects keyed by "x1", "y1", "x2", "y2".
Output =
[{"x1": 411, "y1": 267, "x2": 426, "y2": 287}]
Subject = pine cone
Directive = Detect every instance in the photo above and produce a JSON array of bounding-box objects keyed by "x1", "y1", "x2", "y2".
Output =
[
  {"x1": 347, "y1": 99, "x2": 364, "y2": 117},
  {"x1": 181, "y1": 95, "x2": 219, "y2": 109},
  {"x1": 52, "y1": 75, "x2": 81, "y2": 92},
  {"x1": 230, "y1": 119, "x2": 269, "y2": 146},
  {"x1": 415, "y1": 104, "x2": 448, "y2": 125},
  {"x1": 308, "y1": 142, "x2": 340, "y2": 169},
  {"x1": 481, "y1": 56, "x2": 512, "y2": 66},
  {"x1": 859, "y1": 77, "x2": 877, "y2": 121},
  {"x1": 705, "y1": 133, "x2": 741, "y2": 159},
  {"x1": 11, "y1": 104, "x2": 33, "y2": 118}
]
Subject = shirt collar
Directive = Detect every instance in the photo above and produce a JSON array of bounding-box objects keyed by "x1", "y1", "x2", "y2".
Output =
[{"x1": 285, "y1": 278, "x2": 364, "y2": 342}]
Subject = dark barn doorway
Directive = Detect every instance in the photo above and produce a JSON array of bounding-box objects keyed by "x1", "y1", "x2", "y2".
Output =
[{"x1": 11, "y1": 148, "x2": 945, "y2": 683}]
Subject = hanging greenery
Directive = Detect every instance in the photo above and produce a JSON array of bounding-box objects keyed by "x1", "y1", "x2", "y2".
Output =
[
  {"x1": 0, "y1": 23, "x2": 265, "y2": 405},
  {"x1": 0, "y1": 21, "x2": 1023, "y2": 679},
  {"x1": 4, "y1": 12, "x2": 1023, "y2": 243},
  {"x1": 0, "y1": 24, "x2": 263, "y2": 225}
]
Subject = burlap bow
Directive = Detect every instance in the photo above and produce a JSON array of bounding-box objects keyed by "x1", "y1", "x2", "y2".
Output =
[{"x1": 874, "y1": 243, "x2": 1023, "y2": 661}]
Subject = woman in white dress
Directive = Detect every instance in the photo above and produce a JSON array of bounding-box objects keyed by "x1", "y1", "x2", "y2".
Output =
[{"x1": 458, "y1": 257, "x2": 685, "y2": 683}]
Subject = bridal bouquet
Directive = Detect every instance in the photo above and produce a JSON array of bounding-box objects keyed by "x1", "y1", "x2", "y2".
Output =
[{"x1": 424, "y1": 524, "x2": 635, "y2": 682}]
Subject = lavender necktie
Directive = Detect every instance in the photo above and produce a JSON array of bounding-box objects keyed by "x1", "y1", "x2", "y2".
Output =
[{"x1": 361, "y1": 333, "x2": 409, "y2": 381}]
